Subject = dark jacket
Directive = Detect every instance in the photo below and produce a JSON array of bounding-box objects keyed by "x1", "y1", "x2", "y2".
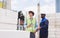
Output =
[{"x1": 40, "y1": 17, "x2": 49, "y2": 38}]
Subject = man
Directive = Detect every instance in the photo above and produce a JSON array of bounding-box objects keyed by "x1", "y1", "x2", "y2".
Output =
[
  {"x1": 37, "y1": 13, "x2": 49, "y2": 38},
  {"x1": 25, "y1": 11, "x2": 37, "y2": 38}
]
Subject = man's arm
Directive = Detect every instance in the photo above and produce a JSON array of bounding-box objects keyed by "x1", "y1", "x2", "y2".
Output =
[{"x1": 36, "y1": 20, "x2": 49, "y2": 31}]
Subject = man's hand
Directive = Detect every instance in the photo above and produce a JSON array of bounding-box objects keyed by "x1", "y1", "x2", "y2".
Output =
[
  {"x1": 33, "y1": 26, "x2": 41, "y2": 34},
  {"x1": 27, "y1": 24, "x2": 32, "y2": 28},
  {"x1": 38, "y1": 26, "x2": 41, "y2": 30},
  {"x1": 34, "y1": 30, "x2": 37, "y2": 34}
]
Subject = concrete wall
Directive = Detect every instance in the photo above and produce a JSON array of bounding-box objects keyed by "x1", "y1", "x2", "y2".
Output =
[
  {"x1": 55, "y1": 13, "x2": 60, "y2": 38},
  {"x1": 46, "y1": 13, "x2": 56, "y2": 38},
  {"x1": 46, "y1": 13, "x2": 60, "y2": 38}
]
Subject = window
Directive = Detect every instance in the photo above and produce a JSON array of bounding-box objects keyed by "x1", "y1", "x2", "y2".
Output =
[{"x1": 56, "y1": 0, "x2": 60, "y2": 12}]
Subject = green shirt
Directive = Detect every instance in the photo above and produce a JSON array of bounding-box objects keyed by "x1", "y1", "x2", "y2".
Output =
[{"x1": 26, "y1": 18, "x2": 36, "y2": 32}]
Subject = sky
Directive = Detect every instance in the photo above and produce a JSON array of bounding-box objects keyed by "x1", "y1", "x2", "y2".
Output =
[{"x1": 11, "y1": 0, "x2": 55, "y2": 14}]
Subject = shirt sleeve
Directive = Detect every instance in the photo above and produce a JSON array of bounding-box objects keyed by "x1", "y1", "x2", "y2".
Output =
[{"x1": 24, "y1": 18, "x2": 27, "y2": 28}]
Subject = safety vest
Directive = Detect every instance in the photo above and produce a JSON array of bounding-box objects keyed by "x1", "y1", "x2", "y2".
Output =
[{"x1": 26, "y1": 18, "x2": 36, "y2": 32}]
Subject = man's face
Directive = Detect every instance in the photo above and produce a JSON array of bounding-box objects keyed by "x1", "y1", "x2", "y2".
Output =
[
  {"x1": 29, "y1": 13, "x2": 33, "y2": 18},
  {"x1": 41, "y1": 14, "x2": 45, "y2": 18}
]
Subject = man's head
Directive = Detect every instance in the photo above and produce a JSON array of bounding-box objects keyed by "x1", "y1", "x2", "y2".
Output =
[
  {"x1": 29, "y1": 11, "x2": 34, "y2": 18},
  {"x1": 41, "y1": 13, "x2": 46, "y2": 18}
]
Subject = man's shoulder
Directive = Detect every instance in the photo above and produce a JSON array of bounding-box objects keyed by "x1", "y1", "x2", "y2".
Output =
[
  {"x1": 44, "y1": 18, "x2": 49, "y2": 22},
  {"x1": 45, "y1": 18, "x2": 48, "y2": 20},
  {"x1": 45, "y1": 18, "x2": 49, "y2": 23}
]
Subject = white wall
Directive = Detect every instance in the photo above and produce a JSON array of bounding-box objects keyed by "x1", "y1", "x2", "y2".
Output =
[{"x1": 0, "y1": 8, "x2": 17, "y2": 30}]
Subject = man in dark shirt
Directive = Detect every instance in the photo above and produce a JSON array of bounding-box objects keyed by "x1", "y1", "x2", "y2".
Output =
[{"x1": 36, "y1": 13, "x2": 49, "y2": 38}]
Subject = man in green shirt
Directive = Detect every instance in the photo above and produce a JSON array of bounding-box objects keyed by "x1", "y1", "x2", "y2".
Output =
[{"x1": 25, "y1": 11, "x2": 38, "y2": 38}]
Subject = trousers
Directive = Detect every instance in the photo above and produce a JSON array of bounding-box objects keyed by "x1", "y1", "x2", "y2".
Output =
[{"x1": 30, "y1": 32, "x2": 35, "y2": 38}]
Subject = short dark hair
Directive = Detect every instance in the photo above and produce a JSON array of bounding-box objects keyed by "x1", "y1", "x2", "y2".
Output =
[
  {"x1": 29, "y1": 11, "x2": 34, "y2": 16},
  {"x1": 41, "y1": 14, "x2": 46, "y2": 16}
]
